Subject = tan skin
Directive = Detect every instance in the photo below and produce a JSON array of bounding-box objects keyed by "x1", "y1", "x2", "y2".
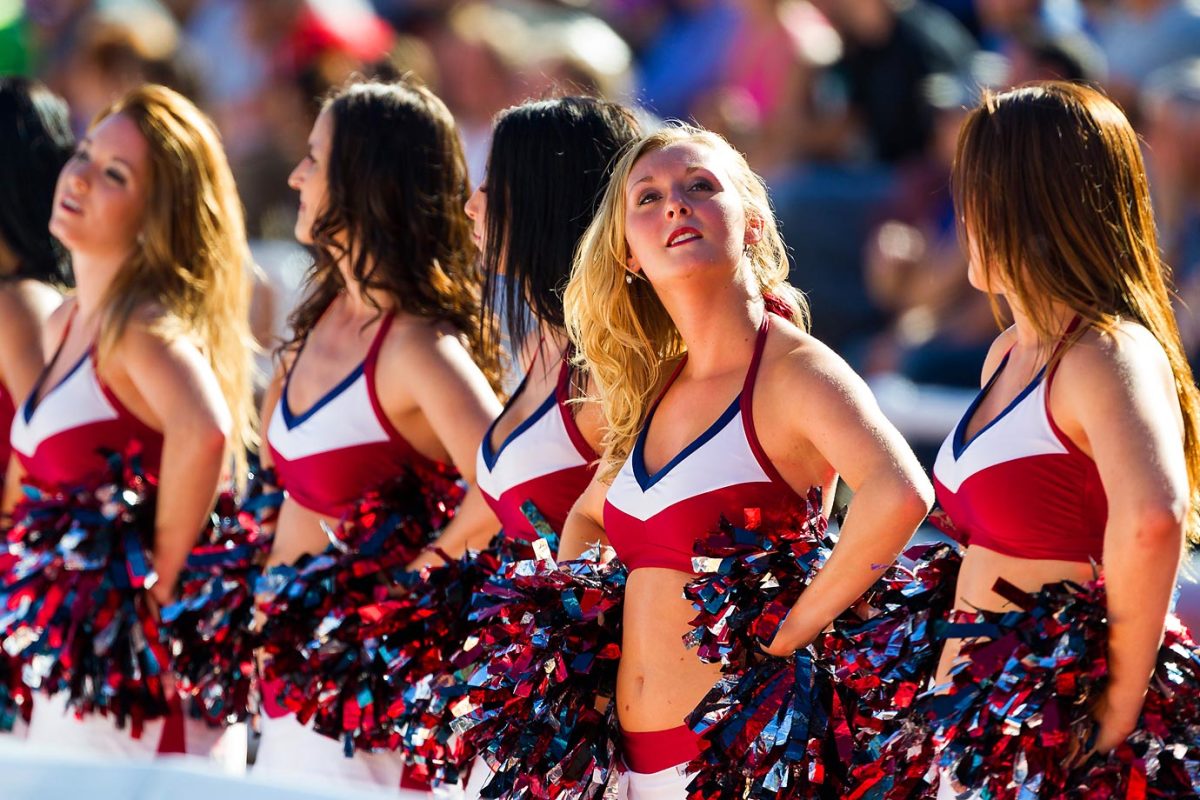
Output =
[
  {"x1": 561, "y1": 142, "x2": 932, "y2": 733},
  {"x1": 261, "y1": 106, "x2": 503, "y2": 571},
  {"x1": 462, "y1": 182, "x2": 606, "y2": 468},
  {"x1": 935, "y1": 253, "x2": 1190, "y2": 757},
  {"x1": 0, "y1": 113, "x2": 232, "y2": 609},
  {"x1": 0, "y1": 276, "x2": 61, "y2": 507}
]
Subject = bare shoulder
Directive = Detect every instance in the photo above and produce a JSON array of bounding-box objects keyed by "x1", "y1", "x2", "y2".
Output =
[
  {"x1": 1056, "y1": 320, "x2": 1174, "y2": 396},
  {"x1": 382, "y1": 314, "x2": 472, "y2": 369},
  {"x1": 0, "y1": 280, "x2": 61, "y2": 325},
  {"x1": 0, "y1": 284, "x2": 43, "y2": 338},
  {"x1": 110, "y1": 302, "x2": 202, "y2": 366},
  {"x1": 759, "y1": 316, "x2": 871, "y2": 408}
]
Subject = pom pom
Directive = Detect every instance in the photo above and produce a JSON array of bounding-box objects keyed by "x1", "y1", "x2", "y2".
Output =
[
  {"x1": 827, "y1": 542, "x2": 962, "y2": 798},
  {"x1": 0, "y1": 547, "x2": 32, "y2": 732},
  {"x1": 160, "y1": 485, "x2": 280, "y2": 726},
  {"x1": 882, "y1": 576, "x2": 1200, "y2": 799},
  {"x1": 384, "y1": 501, "x2": 564, "y2": 786},
  {"x1": 449, "y1": 544, "x2": 626, "y2": 799},
  {"x1": 372, "y1": 545, "x2": 505, "y2": 786},
  {"x1": 0, "y1": 654, "x2": 31, "y2": 732},
  {"x1": 679, "y1": 492, "x2": 865, "y2": 798},
  {"x1": 686, "y1": 650, "x2": 852, "y2": 800},
  {"x1": 254, "y1": 464, "x2": 463, "y2": 753},
  {"x1": 683, "y1": 493, "x2": 831, "y2": 670},
  {"x1": 0, "y1": 446, "x2": 170, "y2": 737}
]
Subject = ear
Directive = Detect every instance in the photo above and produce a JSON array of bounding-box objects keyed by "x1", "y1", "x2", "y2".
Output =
[{"x1": 744, "y1": 213, "x2": 765, "y2": 246}]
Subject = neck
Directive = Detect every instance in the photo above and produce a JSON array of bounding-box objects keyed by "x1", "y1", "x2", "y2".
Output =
[
  {"x1": 71, "y1": 250, "x2": 129, "y2": 328},
  {"x1": 335, "y1": 249, "x2": 387, "y2": 318},
  {"x1": 1006, "y1": 294, "x2": 1075, "y2": 356},
  {"x1": 538, "y1": 319, "x2": 569, "y2": 356},
  {"x1": 336, "y1": 259, "x2": 390, "y2": 319},
  {"x1": 657, "y1": 265, "x2": 764, "y2": 379},
  {"x1": 516, "y1": 321, "x2": 569, "y2": 377}
]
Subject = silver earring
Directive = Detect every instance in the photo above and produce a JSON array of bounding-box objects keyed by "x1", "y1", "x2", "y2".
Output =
[{"x1": 625, "y1": 272, "x2": 634, "y2": 285}]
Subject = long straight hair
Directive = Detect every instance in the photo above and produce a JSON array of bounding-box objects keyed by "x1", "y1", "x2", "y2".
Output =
[
  {"x1": 564, "y1": 124, "x2": 807, "y2": 481},
  {"x1": 95, "y1": 85, "x2": 255, "y2": 478},
  {"x1": 479, "y1": 96, "x2": 640, "y2": 360},
  {"x1": 953, "y1": 81, "x2": 1200, "y2": 543},
  {"x1": 285, "y1": 79, "x2": 502, "y2": 394}
]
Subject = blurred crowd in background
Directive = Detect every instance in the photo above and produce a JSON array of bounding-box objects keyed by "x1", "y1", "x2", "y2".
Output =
[{"x1": 2, "y1": 0, "x2": 1200, "y2": 459}]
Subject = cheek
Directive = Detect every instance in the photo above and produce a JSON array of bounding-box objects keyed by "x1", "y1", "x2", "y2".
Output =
[
  {"x1": 623, "y1": 212, "x2": 655, "y2": 261},
  {"x1": 110, "y1": 191, "x2": 147, "y2": 235}
]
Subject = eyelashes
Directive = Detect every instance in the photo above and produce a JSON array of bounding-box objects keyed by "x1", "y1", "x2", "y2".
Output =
[{"x1": 635, "y1": 180, "x2": 716, "y2": 206}]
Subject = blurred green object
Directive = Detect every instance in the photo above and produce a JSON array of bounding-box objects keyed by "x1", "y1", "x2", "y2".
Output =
[{"x1": 0, "y1": 0, "x2": 30, "y2": 75}]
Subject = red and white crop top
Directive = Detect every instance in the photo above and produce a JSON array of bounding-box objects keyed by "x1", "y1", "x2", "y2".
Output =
[
  {"x1": 932, "y1": 326, "x2": 1107, "y2": 563},
  {"x1": 475, "y1": 349, "x2": 597, "y2": 541},
  {"x1": 10, "y1": 311, "x2": 163, "y2": 486},
  {"x1": 266, "y1": 311, "x2": 454, "y2": 519},
  {"x1": 603, "y1": 313, "x2": 806, "y2": 573}
]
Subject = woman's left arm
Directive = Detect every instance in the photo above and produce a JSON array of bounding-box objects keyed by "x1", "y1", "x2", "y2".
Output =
[
  {"x1": 119, "y1": 321, "x2": 231, "y2": 606},
  {"x1": 397, "y1": 328, "x2": 503, "y2": 565},
  {"x1": 1057, "y1": 330, "x2": 1189, "y2": 753},
  {"x1": 765, "y1": 343, "x2": 934, "y2": 655}
]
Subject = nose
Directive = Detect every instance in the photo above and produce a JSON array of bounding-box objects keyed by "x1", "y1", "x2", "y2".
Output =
[
  {"x1": 465, "y1": 184, "x2": 483, "y2": 220},
  {"x1": 65, "y1": 162, "x2": 88, "y2": 193},
  {"x1": 287, "y1": 161, "x2": 304, "y2": 191},
  {"x1": 666, "y1": 189, "x2": 690, "y2": 219}
]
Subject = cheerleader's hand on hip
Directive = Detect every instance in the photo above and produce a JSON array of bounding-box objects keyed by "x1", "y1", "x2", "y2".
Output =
[
  {"x1": 760, "y1": 608, "x2": 820, "y2": 657},
  {"x1": 1083, "y1": 687, "x2": 1140, "y2": 760},
  {"x1": 146, "y1": 572, "x2": 177, "y2": 611}
]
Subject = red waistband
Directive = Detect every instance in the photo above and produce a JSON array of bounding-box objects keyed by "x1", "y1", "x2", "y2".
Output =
[{"x1": 620, "y1": 724, "x2": 700, "y2": 774}]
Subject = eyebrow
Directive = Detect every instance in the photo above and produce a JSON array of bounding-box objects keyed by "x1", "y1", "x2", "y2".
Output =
[
  {"x1": 629, "y1": 165, "x2": 709, "y2": 190},
  {"x1": 79, "y1": 138, "x2": 137, "y2": 172}
]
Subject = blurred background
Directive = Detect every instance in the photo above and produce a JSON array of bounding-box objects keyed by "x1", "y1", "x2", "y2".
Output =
[
  {"x1": 5, "y1": 0, "x2": 1198, "y2": 451},
  {"x1": 1, "y1": 0, "x2": 1198, "y2": 589},
  {"x1": 0, "y1": 5, "x2": 1198, "y2": 793}
]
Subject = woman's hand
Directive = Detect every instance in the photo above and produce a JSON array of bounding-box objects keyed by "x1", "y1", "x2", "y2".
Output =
[
  {"x1": 405, "y1": 547, "x2": 447, "y2": 574},
  {"x1": 144, "y1": 576, "x2": 176, "y2": 621},
  {"x1": 1079, "y1": 687, "x2": 1139, "y2": 762},
  {"x1": 1090, "y1": 700, "x2": 1137, "y2": 755}
]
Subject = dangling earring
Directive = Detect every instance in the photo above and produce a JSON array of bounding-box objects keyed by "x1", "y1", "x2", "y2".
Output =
[{"x1": 625, "y1": 272, "x2": 634, "y2": 285}]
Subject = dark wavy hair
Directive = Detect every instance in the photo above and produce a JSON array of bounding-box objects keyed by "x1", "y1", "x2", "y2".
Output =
[
  {"x1": 480, "y1": 96, "x2": 640, "y2": 354},
  {"x1": 286, "y1": 79, "x2": 501, "y2": 391},
  {"x1": 0, "y1": 77, "x2": 74, "y2": 285}
]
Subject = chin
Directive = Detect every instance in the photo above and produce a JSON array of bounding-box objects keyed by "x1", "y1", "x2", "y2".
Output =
[{"x1": 48, "y1": 223, "x2": 78, "y2": 251}]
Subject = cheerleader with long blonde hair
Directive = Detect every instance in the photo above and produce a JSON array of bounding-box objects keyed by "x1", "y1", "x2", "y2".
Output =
[{"x1": 560, "y1": 125, "x2": 932, "y2": 797}]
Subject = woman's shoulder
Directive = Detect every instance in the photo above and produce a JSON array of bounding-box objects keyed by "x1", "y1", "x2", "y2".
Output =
[
  {"x1": 0, "y1": 280, "x2": 63, "y2": 335},
  {"x1": 382, "y1": 312, "x2": 467, "y2": 357},
  {"x1": 758, "y1": 316, "x2": 871, "y2": 407},
  {"x1": 1057, "y1": 318, "x2": 1173, "y2": 389}
]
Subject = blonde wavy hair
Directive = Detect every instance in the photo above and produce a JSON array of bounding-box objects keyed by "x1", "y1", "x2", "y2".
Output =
[
  {"x1": 564, "y1": 124, "x2": 808, "y2": 481},
  {"x1": 94, "y1": 85, "x2": 255, "y2": 481},
  {"x1": 955, "y1": 81, "x2": 1200, "y2": 544}
]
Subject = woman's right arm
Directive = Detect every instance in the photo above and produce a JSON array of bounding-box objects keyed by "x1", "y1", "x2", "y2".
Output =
[
  {"x1": 559, "y1": 470, "x2": 610, "y2": 561},
  {"x1": 0, "y1": 284, "x2": 60, "y2": 407},
  {"x1": 1055, "y1": 327, "x2": 1189, "y2": 754},
  {"x1": 2, "y1": 457, "x2": 24, "y2": 519},
  {"x1": 258, "y1": 365, "x2": 284, "y2": 475},
  {"x1": 1, "y1": 296, "x2": 70, "y2": 519}
]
